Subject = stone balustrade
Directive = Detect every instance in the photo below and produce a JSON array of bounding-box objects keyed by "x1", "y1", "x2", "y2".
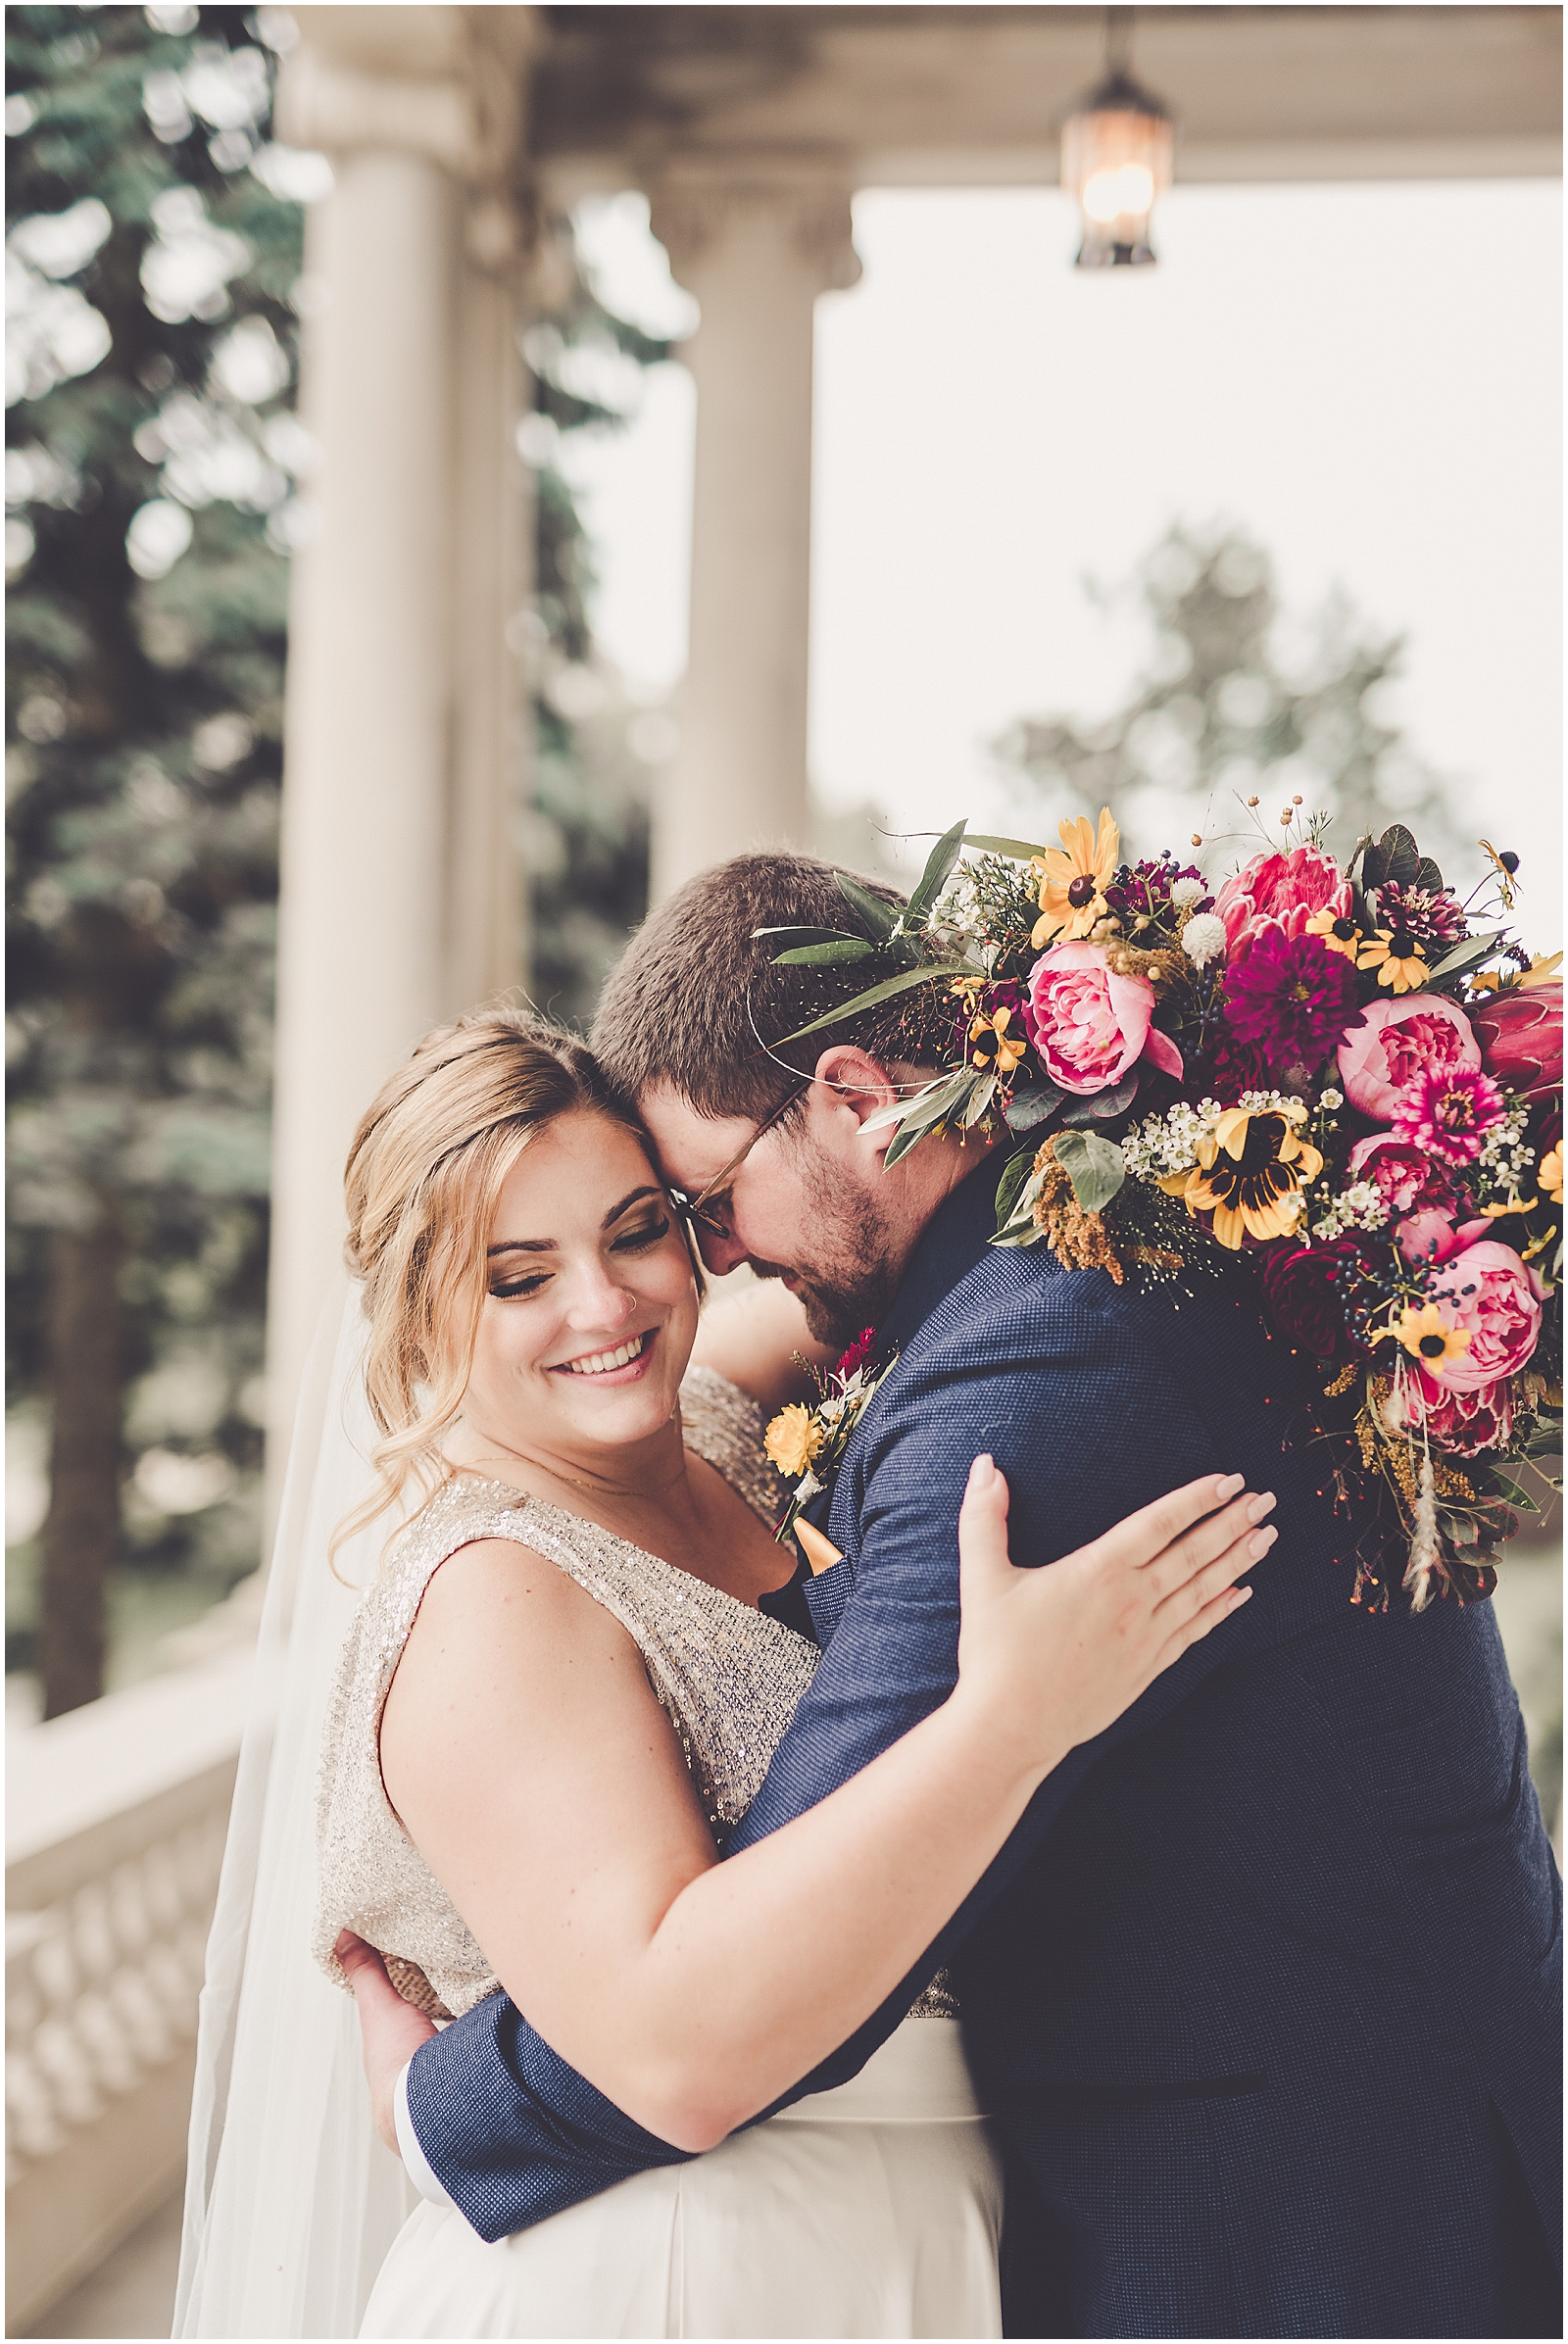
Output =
[{"x1": 5, "y1": 1647, "x2": 257, "y2": 2335}]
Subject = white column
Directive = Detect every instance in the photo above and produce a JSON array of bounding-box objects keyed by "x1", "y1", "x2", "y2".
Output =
[
  {"x1": 649, "y1": 176, "x2": 859, "y2": 903},
  {"x1": 266, "y1": 23, "x2": 535, "y2": 1514}
]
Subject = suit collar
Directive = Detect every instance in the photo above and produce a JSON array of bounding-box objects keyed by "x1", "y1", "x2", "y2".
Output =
[{"x1": 877, "y1": 1147, "x2": 1013, "y2": 1355}]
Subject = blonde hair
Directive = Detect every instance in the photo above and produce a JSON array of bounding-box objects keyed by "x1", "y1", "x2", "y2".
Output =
[{"x1": 335, "y1": 1007, "x2": 651, "y2": 1559}]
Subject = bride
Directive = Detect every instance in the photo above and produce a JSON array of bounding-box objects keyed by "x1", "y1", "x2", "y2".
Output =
[{"x1": 175, "y1": 1008, "x2": 1271, "y2": 2339}]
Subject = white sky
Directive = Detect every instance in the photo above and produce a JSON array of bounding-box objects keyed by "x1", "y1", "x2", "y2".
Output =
[{"x1": 568, "y1": 177, "x2": 1562, "y2": 936}]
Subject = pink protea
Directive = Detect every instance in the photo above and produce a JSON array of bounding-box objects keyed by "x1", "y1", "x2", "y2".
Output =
[
  {"x1": 1213, "y1": 845, "x2": 1350, "y2": 962},
  {"x1": 1389, "y1": 1064, "x2": 1507, "y2": 1166},
  {"x1": 1386, "y1": 1373, "x2": 1515, "y2": 1457}
]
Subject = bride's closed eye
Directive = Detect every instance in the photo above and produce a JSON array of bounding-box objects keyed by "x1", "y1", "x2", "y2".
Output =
[{"x1": 488, "y1": 1215, "x2": 673, "y2": 1301}]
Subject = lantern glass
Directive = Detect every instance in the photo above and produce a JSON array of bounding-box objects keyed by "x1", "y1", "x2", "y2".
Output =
[{"x1": 1060, "y1": 76, "x2": 1174, "y2": 268}]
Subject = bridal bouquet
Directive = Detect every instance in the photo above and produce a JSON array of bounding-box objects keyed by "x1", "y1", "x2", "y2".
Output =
[{"x1": 761, "y1": 809, "x2": 1561, "y2": 1611}]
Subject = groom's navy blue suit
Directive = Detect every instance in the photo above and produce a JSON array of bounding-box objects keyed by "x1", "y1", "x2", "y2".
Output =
[{"x1": 406, "y1": 1155, "x2": 1561, "y2": 2338}]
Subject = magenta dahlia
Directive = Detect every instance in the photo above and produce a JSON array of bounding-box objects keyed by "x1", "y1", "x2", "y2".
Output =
[
  {"x1": 1222, "y1": 929, "x2": 1365, "y2": 1073},
  {"x1": 1389, "y1": 1063, "x2": 1507, "y2": 1166}
]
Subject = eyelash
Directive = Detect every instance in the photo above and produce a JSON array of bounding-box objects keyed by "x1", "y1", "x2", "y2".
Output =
[{"x1": 488, "y1": 1216, "x2": 671, "y2": 1301}]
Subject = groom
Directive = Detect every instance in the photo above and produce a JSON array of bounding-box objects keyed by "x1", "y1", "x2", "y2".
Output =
[{"x1": 353, "y1": 852, "x2": 1560, "y2": 2337}]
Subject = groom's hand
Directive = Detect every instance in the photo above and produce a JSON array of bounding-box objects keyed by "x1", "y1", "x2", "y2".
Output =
[{"x1": 336, "y1": 1929, "x2": 437, "y2": 2156}]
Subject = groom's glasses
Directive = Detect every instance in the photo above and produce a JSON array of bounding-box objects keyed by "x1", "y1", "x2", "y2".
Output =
[{"x1": 667, "y1": 1082, "x2": 810, "y2": 1242}]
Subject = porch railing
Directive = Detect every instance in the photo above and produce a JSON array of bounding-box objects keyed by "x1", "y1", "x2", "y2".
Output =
[{"x1": 5, "y1": 1646, "x2": 254, "y2": 2335}]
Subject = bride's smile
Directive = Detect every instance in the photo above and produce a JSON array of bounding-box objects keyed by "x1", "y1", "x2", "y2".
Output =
[{"x1": 455, "y1": 1111, "x2": 701, "y2": 1474}]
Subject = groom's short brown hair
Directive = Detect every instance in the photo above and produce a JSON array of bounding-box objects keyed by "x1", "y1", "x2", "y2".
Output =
[{"x1": 592, "y1": 851, "x2": 941, "y2": 1124}]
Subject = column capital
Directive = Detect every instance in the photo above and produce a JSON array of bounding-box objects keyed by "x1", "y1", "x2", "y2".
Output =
[{"x1": 647, "y1": 171, "x2": 862, "y2": 297}]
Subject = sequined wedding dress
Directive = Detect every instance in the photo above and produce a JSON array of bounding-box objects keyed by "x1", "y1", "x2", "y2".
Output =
[{"x1": 315, "y1": 1367, "x2": 1004, "y2": 2340}]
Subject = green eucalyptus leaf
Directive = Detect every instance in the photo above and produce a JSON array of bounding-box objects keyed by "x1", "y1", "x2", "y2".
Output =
[
  {"x1": 1426, "y1": 930, "x2": 1506, "y2": 981},
  {"x1": 754, "y1": 924, "x2": 868, "y2": 947},
  {"x1": 993, "y1": 1148, "x2": 1039, "y2": 1227},
  {"x1": 1489, "y1": 1469, "x2": 1542, "y2": 1515},
  {"x1": 1052, "y1": 1129, "x2": 1126, "y2": 1215},
  {"x1": 1057, "y1": 1069, "x2": 1142, "y2": 1128},
  {"x1": 962, "y1": 1070, "x2": 999, "y2": 1129},
  {"x1": 777, "y1": 960, "x2": 970, "y2": 1044},
  {"x1": 834, "y1": 873, "x2": 900, "y2": 939},
  {"x1": 905, "y1": 820, "x2": 968, "y2": 924},
  {"x1": 1004, "y1": 1084, "x2": 1065, "y2": 1133},
  {"x1": 773, "y1": 939, "x2": 879, "y2": 966},
  {"x1": 964, "y1": 834, "x2": 1051, "y2": 861}
]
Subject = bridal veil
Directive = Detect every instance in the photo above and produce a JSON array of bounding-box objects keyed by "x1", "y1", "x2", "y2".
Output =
[{"x1": 174, "y1": 1286, "x2": 418, "y2": 2338}]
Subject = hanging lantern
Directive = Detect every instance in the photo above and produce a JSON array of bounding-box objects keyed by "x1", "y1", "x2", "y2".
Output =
[{"x1": 1060, "y1": 36, "x2": 1175, "y2": 269}]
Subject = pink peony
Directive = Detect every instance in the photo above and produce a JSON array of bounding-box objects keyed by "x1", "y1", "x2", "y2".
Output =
[
  {"x1": 1426, "y1": 1239, "x2": 1544, "y2": 1390},
  {"x1": 1023, "y1": 942, "x2": 1185, "y2": 1096},
  {"x1": 1336, "y1": 995, "x2": 1480, "y2": 1120},
  {"x1": 1213, "y1": 845, "x2": 1350, "y2": 961},
  {"x1": 1395, "y1": 1211, "x2": 1492, "y2": 1267},
  {"x1": 1347, "y1": 1134, "x2": 1456, "y2": 1219}
]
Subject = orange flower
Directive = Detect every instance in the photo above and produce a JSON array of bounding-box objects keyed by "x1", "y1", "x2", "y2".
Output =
[
  {"x1": 1160, "y1": 1107, "x2": 1324, "y2": 1250},
  {"x1": 763, "y1": 1405, "x2": 822, "y2": 1479},
  {"x1": 968, "y1": 1004, "x2": 1027, "y2": 1077},
  {"x1": 1030, "y1": 809, "x2": 1120, "y2": 949},
  {"x1": 1372, "y1": 1302, "x2": 1473, "y2": 1378},
  {"x1": 1539, "y1": 1143, "x2": 1563, "y2": 1206},
  {"x1": 1357, "y1": 930, "x2": 1430, "y2": 994},
  {"x1": 1304, "y1": 906, "x2": 1361, "y2": 962}
]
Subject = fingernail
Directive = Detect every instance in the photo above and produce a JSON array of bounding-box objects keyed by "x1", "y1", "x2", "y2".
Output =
[
  {"x1": 970, "y1": 1454, "x2": 995, "y2": 1488},
  {"x1": 1247, "y1": 1491, "x2": 1277, "y2": 1523},
  {"x1": 1216, "y1": 1473, "x2": 1245, "y2": 1498},
  {"x1": 1231, "y1": 1585, "x2": 1253, "y2": 1604},
  {"x1": 1249, "y1": 1525, "x2": 1278, "y2": 1558}
]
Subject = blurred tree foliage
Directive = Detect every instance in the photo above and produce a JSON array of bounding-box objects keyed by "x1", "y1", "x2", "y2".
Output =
[
  {"x1": 997, "y1": 525, "x2": 1473, "y2": 882},
  {"x1": 6, "y1": 8, "x2": 666, "y2": 1713},
  {"x1": 6, "y1": 2, "x2": 302, "y2": 1715}
]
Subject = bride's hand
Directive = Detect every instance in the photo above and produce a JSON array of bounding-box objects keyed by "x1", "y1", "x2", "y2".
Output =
[
  {"x1": 954, "y1": 1458, "x2": 1275, "y2": 1780},
  {"x1": 336, "y1": 1929, "x2": 438, "y2": 2156}
]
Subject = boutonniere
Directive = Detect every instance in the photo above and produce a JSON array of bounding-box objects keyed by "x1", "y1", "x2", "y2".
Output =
[{"x1": 763, "y1": 1327, "x2": 897, "y2": 1568}]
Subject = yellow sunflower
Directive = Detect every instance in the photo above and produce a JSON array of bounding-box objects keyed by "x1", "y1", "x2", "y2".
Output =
[
  {"x1": 1159, "y1": 1108, "x2": 1324, "y2": 1250},
  {"x1": 1030, "y1": 808, "x2": 1120, "y2": 949},
  {"x1": 1357, "y1": 928, "x2": 1430, "y2": 994},
  {"x1": 763, "y1": 1404, "x2": 823, "y2": 1480},
  {"x1": 1372, "y1": 1302, "x2": 1472, "y2": 1377},
  {"x1": 1304, "y1": 906, "x2": 1361, "y2": 961},
  {"x1": 969, "y1": 1005, "x2": 1027, "y2": 1077}
]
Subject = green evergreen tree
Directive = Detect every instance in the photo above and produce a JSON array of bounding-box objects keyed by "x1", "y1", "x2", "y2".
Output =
[
  {"x1": 997, "y1": 524, "x2": 1473, "y2": 881},
  {"x1": 6, "y1": 2, "x2": 302, "y2": 1714}
]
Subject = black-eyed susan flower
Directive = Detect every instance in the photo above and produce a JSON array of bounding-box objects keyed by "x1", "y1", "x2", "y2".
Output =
[
  {"x1": 1372, "y1": 1301, "x2": 1473, "y2": 1377},
  {"x1": 1031, "y1": 808, "x2": 1119, "y2": 949},
  {"x1": 1357, "y1": 927, "x2": 1430, "y2": 994},
  {"x1": 1158, "y1": 1107, "x2": 1325, "y2": 1250},
  {"x1": 968, "y1": 1004, "x2": 1027, "y2": 1077},
  {"x1": 1304, "y1": 905, "x2": 1362, "y2": 962}
]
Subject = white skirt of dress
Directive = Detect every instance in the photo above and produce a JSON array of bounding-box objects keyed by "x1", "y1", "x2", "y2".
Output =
[{"x1": 359, "y1": 2015, "x2": 1004, "y2": 2340}]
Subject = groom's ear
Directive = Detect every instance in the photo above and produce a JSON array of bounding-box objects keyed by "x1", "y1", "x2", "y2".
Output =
[{"x1": 811, "y1": 1047, "x2": 906, "y2": 1161}]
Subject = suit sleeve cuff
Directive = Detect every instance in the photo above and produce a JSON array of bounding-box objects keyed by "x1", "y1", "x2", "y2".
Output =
[{"x1": 395, "y1": 2058, "x2": 458, "y2": 2211}]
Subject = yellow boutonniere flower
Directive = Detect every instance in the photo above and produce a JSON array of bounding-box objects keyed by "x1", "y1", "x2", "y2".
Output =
[
  {"x1": 763, "y1": 1405, "x2": 823, "y2": 1480},
  {"x1": 1372, "y1": 1302, "x2": 1473, "y2": 1377},
  {"x1": 1030, "y1": 808, "x2": 1120, "y2": 950},
  {"x1": 1357, "y1": 929, "x2": 1430, "y2": 993}
]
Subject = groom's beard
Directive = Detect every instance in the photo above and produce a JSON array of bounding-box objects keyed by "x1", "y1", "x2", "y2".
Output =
[{"x1": 748, "y1": 1163, "x2": 902, "y2": 1352}]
